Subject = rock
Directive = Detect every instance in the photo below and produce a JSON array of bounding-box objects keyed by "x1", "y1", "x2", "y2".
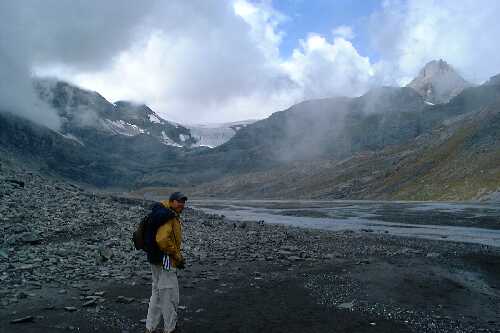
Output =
[
  {"x1": 356, "y1": 259, "x2": 370, "y2": 265},
  {"x1": 426, "y1": 252, "x2": 440, "y2": 258},
  {"x1": 64, "y1": 306, "x2": 78, "y2": 312},
  {"x1": 337, "y1": 301, "x2": 355, "y2": 310},
  {"x1": 14, "y1": 232, "x2": 42, "y2": 245},
  {"x1": 16, "y1": 291, "x2": 29, "y2": 299},
  {"x1": 83, "y1": 299, "x2": 97, "y2": 307},
  {"x1": 98, "y1": 247, "x2": 113, "y2": 262},
  {"x1": 116, "y1": 296, "x2": 135, "y2": 304},
  {"x1": 6, "y1": 179, "x2": 25, "y2": 188},
  {"x1": 324, "y1": 252, "x2": 342, "y2": 259},
  {"x1": 10, "y1": 316, "x2": 34, "y2": 324}
]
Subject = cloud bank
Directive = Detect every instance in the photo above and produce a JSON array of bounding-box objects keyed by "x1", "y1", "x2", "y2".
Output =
[
  {"x1": 3, "y1": 0, "x2": 500, "y2": 126},
  {"x1": 370, "y1": 0, "x2": 500, "y2": 85},
  {"x1": 0, "y1": 0, "x2": 154, "y2": 128}
]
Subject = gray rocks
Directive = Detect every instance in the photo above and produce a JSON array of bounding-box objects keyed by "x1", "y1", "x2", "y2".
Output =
[
  {"x1": 337, "y1": 301, "x2": 355, "y2": 310},
  {"x1": 10, "y1": 315, "x2": 34, "y2": 324}
]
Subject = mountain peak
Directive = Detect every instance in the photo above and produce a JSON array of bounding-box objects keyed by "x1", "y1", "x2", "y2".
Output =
[
  {"x1": 483, "y1": 73, "x2": 500, "y2": 86},
  {"x1": 407, "y1": 59, "x2": 471, "y2": 104}
]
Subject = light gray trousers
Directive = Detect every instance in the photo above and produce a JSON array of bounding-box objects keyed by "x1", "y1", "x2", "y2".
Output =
[{"x1": 146, "y1": 264, "x2": 179, "y2": 333}]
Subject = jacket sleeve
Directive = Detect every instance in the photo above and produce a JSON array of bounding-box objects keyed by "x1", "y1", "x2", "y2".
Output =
[{"x1": 155, "y1": 220, "x2": 181, "y2": 260}]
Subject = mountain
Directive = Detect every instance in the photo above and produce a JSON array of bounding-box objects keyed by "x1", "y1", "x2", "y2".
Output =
[
  {"x1": 34, "y1": 78, "x2": 196, "y2": 148},
  {"x1": 204, "y1": 87, "x2": 427, "y2": 167},
  {"x1": 187, "y1": 120, "x2": 256, "y2": 148},
  {"x1": 190, "y1": 84, "x2": 500, "y2": 201},
  {"x1": 0, "y1": 78, "x2": 208, "y2": 187},
  {"x1": 484, "y1": 74, "x2": 500, "y2": 86},
  {"x1": 1, "y1": 63, "x2": 499, "y2": 201},
  {"x1": 407, "y1": 59, "x2": 472, "y2": 104}
]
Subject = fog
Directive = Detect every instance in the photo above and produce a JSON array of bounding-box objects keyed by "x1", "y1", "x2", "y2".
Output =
[
  {"x1": 0, "y1": 0, "x2": 155, "y2": 129},
  {"x1": 3, "y1": 0, "x2": 500, "y2": 127}
]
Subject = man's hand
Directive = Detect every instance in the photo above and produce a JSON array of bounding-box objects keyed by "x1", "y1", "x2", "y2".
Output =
[{"x1": 176, "y1": 254, "x2": 186, "y2": 269}]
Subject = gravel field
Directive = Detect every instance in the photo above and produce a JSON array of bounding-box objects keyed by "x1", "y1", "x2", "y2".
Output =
[{"x1": 1, "y1": 161, "x2": 499, "y2": 332}]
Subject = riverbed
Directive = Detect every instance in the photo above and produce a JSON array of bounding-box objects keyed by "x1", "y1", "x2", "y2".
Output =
[{"x1": 188, "y1": 200, "x2": 500, "y2": 247}]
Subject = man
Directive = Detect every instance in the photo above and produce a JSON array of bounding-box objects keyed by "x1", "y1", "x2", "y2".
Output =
[{"x1": 145, "y1": 191, "x2": 187, "y2": 333}]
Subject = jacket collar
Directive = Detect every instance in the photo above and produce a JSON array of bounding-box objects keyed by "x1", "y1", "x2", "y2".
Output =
[{"x1": 160, "y1": 200, "x2": 180, "y2": 217}]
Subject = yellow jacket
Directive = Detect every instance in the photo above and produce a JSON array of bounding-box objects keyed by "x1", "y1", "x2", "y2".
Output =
[{"x1": 155, "y1": 200, "x2": 183, "y2": 268}]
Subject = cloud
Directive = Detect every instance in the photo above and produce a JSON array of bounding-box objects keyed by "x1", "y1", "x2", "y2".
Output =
[
  {"x1": 332, "y1": 25, "x2": 355, "y2": 40},
  {"x1": 282, "y1": 35, "x2": 375, "y2": 100},
  {"x1": 12, "y1": 0, "x2": 500, "y2": 127},
  {"x1": 370, "y1": 0, "x2": 500, "y2": 84},
  {"x1": 37, "y1": 1, "x2": 293, "y2": 123},
  {"x1": 34, "y1": 0, "x2": 377, "y2": 124},
  {"x1": 0, "y1": 1, "x2": 155, "y2": 128}
]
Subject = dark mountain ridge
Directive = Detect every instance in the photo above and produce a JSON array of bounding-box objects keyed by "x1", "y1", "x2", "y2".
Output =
[
  {"x1": 190, "y1": 93, "x2": 500, "y2": 201},
  {"x1": 0, "y1": 62, "x2": 499, "y2": 200}
]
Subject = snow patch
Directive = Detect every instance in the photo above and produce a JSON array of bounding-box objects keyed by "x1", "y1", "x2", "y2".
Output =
[
  {"x1": 187, "y1": 120, "x2": 256, "y2": 148},
  {"x1": 104, "y1": 119, "x2": 145, "y2": 136},
  {"x1": 161, "y1": 131, "x2": 183, "y2": 148},
  {"x1": 148, "y1": 113, "x2": 162, "y2": 124},
  {"x1": 56, "y1": 132, "x2": 85, "y2": 146}
]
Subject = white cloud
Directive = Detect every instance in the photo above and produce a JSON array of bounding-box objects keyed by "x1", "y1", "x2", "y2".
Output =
[
  {"x1": 49, "y1": 1, "x2": 296, "y2": 124},
  {"x1": 14, "y1": 0, "x2": 500, "y2": 127},
  {"x1": 371, "y1": 0, "x2": 500, "y2": 84},
  {"x1": 0, "y1": 0, "x2": 156, "y2": 129},
  {"x1": 32, "y1": 0, "x2": 378, "y2": 124},
  {"x1": 282, "y1": 34, "x2": 374, "y2": 100},
  {"x1": 332, "y1": 25, "x2": 355, "y2": 40}
]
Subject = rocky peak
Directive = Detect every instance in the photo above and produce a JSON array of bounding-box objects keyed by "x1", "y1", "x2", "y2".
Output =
[
  {"x1": 483, "y1": 73, "x2": 500, "y2": 86},
  {"x1": 407, "y1": 59, "x2": 471, "y2": 104}
]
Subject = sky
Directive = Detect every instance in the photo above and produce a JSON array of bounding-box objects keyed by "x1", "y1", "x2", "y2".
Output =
[{"x1": 2, "y1": 0, "x2": 500, "y2": 127}]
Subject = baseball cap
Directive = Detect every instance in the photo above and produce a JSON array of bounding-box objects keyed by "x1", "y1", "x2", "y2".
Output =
[{"x1": 169, "y1": 191, "x2": 188, "y2": 202}]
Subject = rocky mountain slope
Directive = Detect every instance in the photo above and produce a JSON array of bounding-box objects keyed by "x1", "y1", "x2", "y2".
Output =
[
  {"x1": 189, "y1": 80, "x2": 500, "y2": 201},
  {"x1": 35, "y1": 79, "x2": 196, "y2": 147},
  {"x1": 1, "y1": 61, "x2": 498, "y2": 200},
  {"x1": 407, "y1": 59, "x2": 472, "y2": 104}
]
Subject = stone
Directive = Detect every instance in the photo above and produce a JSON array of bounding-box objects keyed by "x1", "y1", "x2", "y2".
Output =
[
  {"x1": 337, "y1": 301, "x2": 355, "y2": 310},
  {"x1": 98, "y1": 247, "x2": 113, "y2": 262},
  {"x1": 83, "y1": 299, "x2": 97, "y2": 307},
  {"x1": 10, "y1": 316, "x2": 34, "y2": 324},
  {"x1": 116, "y1": 296, "x2": 135, "y2": 304}
]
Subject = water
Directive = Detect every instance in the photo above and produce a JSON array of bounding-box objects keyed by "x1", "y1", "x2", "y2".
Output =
[{"x1": 187, "y1": 200, "x2": 500, "y2": 247}]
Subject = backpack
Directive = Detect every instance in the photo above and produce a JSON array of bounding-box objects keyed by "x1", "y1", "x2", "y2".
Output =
[
  {"x1": 132, "y1": 203, "x2": 176, "y2": 255},
  {"x1": 132, "y1": 213, "x2": 152, "y2": 251}
]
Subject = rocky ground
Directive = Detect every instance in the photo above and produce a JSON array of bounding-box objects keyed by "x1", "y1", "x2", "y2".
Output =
[{"x1": 1, "y1": 159, "x2": 499, "y2": 333}]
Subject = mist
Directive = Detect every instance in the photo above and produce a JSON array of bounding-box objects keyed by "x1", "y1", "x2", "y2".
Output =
[{"x1": 0, "y1": 1, "x2": 155, "y2": 129}]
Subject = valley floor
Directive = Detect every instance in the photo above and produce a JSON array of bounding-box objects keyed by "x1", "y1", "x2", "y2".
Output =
[
  {"x1": 0, "y1": 165, "x2": 499, "y2": 332},
  {"x1": 1, "y1": 211, "x2": 499, "y2": 332}
]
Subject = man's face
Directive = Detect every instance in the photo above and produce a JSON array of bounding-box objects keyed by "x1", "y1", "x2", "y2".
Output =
[{"x1": 170, "y1": 199, "x2": 186, "y2": 213}]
